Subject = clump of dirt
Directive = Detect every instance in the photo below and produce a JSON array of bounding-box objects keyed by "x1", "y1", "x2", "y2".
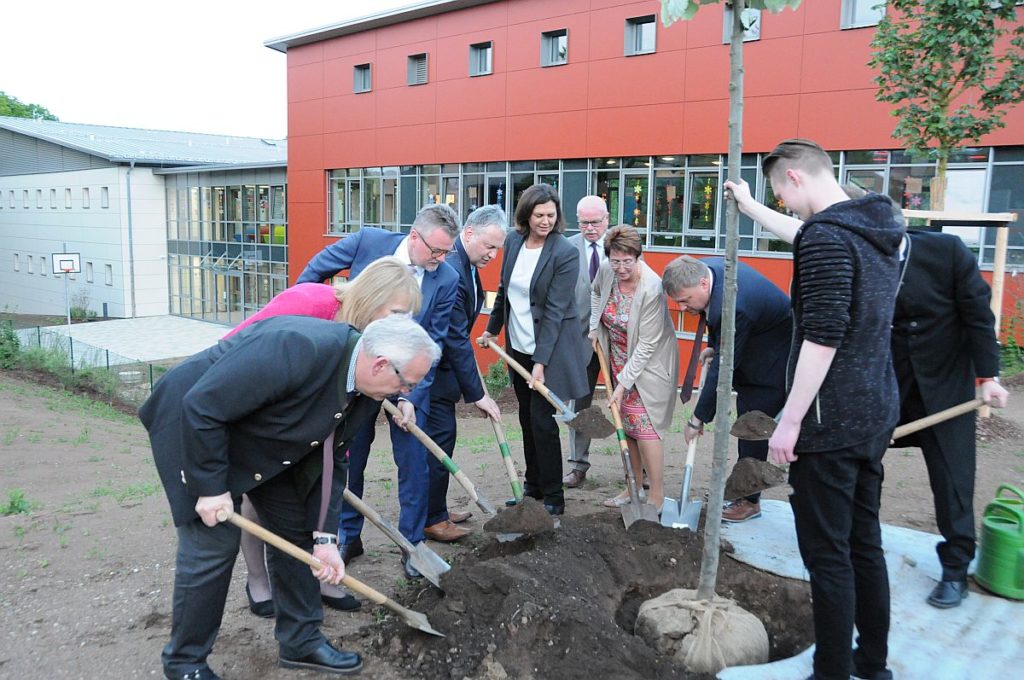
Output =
[
  {"x1": 569, "y1": 406, "x2": 617, "y2": 439},
  {"x1": 483, "y1": 497, "x2": 555, "y2": 535},
  {"x1": 368, "y1": 511, "x2": 813, "y2": 679},
  {"x1": 724, "y1": 458, "x2": 788, "y2": 501},
  {"x1": 729, "y1": 410, "x2": 776, "y2": 440}
]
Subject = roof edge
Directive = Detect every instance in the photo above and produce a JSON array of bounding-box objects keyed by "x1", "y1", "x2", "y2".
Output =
[{"x1": 264, "y1": 0, "x2": 500, "y2": 52}]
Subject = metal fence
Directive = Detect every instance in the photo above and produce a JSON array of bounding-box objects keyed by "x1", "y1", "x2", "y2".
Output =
[{"x1": 13, "y1": 325, "x2": 161, "y2": 406}]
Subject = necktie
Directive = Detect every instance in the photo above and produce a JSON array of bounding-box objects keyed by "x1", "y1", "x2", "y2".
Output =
[
  {"x1": 679, "y1": 312, "x2": 707, "y2": 404},
  {"x1": 589, "y1": 243, "x2": 599, "y2": 282}
]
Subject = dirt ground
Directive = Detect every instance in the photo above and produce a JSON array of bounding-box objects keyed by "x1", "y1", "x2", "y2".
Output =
[{"x1": 1, "y1": 370, "x2": 1023, "y2": 679}]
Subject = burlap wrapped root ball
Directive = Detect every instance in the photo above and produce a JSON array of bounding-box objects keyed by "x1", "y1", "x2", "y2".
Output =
[{"x1": 635, "y1": 588, "x2": 769, "y2": 674}]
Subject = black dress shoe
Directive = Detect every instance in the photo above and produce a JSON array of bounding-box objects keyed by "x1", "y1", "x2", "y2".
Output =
[
  {"x1": 246, "y1": 583, "x2": 275, "y2": 619},
  {"x1": 401, "y1": 554, "x2": 423, "y2": 580},
  {"x1": 544, "y1": 503, "x2": 565, "y2": 516},
  {"x1": 321, "y1": 592, "x2": 361, "y2": 612},
  {"x1": 853, "y1": 668, "x2": 894, "y2": 680},
  {"x1": 339, "y1": 537, "x2": 364, "y2": 563},
  {"x1": 927, "y1": 579, "x2": 969, "y2": 608},
  {"x1": 165, "y1": 667, "x2": 222, "y2": 680},
  {"x1": 280, "y1": 641, "x2": 363, "y2": 675},
  {"x1": 506, "y1": 488, "x2": 543, "y2": 506}
]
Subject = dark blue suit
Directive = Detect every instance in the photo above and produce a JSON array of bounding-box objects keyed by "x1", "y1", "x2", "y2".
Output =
[
  {"x1": 424, "y1": 237, "x2": 486, "y2": 525},
  {"x1": 297, "y1": 228, "x2": 459, "y2": 544},
  {"x1": 694, "y1": 258, "x2": 791, "y2": 501}
]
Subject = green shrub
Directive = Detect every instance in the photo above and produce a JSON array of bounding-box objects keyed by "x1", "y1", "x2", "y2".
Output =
[
  {"x1": 1, "y1": 488, "x2": 33, "y2": 516},
  {"x1": 484, "y1": 360, "x2": 510, "y2": 396},
  {"x1": 0, "y1": 322, "x2": 20, "y2": 369}
]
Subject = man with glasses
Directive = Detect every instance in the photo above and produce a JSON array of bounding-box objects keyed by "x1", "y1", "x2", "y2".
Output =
[
  {"x1": 562, "y1": 195, "x2": 610, "y2": 488},
  {"x1": 662, "y1": 254, "x2": 791, "y2": 523},
  {"x1": 141, "y1": 315, "x2": 439, "y2": 680},
  {"x1": 296, "y1": 204, "x2": 461, "y2": 579},
  {"x1": 423, "y1": 205, "x2": 508, "y2": 542}
]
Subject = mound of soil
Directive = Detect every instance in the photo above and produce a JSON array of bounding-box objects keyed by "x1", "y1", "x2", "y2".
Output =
[{"x1": 368, "y1": 511, "x2": 813, "y2": 679}]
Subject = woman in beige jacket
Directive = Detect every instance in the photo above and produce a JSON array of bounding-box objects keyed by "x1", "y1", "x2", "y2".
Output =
[{"x1": 590, "y1": 226, "x2": 679, "y2": 509}]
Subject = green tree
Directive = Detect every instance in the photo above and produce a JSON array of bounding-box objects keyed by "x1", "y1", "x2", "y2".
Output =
[
  {"x1": 0, "y1": 91, "x2": 58, "y2": 121},
  {"x1": 869, "y1": 0, "x2": 1024, "y2": 209},
  {"x1": 661, "y1": 0, "x2": 801, "y2": 605}
]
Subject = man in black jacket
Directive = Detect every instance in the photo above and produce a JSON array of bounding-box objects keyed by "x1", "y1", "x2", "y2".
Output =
[
  {"x1": 140, "y1": 315, "x2": 439, "y2": 680},
  {"x1": 728, "y1": 139, "x2": 902, "y2": 680},
  {"x1": 893, "y1": 229, "x2": 1008, "y2": 607}
]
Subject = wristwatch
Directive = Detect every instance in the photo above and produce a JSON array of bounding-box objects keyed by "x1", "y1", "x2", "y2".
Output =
[{"x1": 313, "y1": 535, "x2": 339, "y2": 545}]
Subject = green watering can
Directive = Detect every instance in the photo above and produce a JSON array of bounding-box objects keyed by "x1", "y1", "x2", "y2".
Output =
[{"x1": 974, "y1": 484, "x2": 1024, "y2": 600}]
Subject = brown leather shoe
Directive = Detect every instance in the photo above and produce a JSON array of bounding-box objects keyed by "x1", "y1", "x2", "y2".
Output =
[
  {"x1": 448, "y1": 509, "x2": 473, "y2": 524},
  {"x1": 562, "y1": 469, "x2": 586, "y2": 488},
  {"x1": 423, "y1": 520, "x2": 470, "y2": 543},
  {"x1": 722, "y1": 499, "x2": 761, "y2": 523}
]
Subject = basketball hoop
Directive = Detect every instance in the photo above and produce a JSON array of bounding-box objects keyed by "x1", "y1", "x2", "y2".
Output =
[{"x1": 61, "y1": 265, "x2": 74, "y2": 275}]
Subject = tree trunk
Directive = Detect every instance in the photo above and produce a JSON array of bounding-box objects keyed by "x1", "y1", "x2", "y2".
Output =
[
  {"x1": 931, "y1": 152, "x2": 948, "y2": 211},
  {"x1": 696, "y1": 0, "x2": 744, "y2": 602}
]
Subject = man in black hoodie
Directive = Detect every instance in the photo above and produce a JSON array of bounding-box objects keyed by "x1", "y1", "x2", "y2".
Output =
[{"x1": 726, "y1": 139, "x2": 902, "y2": 680}]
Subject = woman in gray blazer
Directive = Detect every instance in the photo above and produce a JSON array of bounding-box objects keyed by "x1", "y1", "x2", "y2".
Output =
[{"x1": 480, "y1": 184, "x2": 588, "y2": 514}]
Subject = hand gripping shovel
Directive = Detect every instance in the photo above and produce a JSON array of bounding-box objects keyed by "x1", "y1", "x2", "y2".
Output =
[
  {"x1": 381, "y1": 400, "x2": 496, "y2": 516},
  {"x1": 216, "y1": 508, "x2": 444, "y2": 637},
  {"x1": 594, "y1": 342, "x2": 660, "y2": 528},
  {"x1": 661, "y1": 438, "x2": 702, "y2": 530},
  {"x1": 342, "y1": 489, "x2": 450, "y2": 589},
  {"x1": 476, "y1": 364, "x2": 524, "y2": 503},
  {"x1": 485, "y1": 340, "x2": 615, "y2": 439}
]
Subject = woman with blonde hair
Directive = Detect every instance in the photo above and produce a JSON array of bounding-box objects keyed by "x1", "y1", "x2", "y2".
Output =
[
  {"x1": 591, "y1": 226, "x2": 679, "y2": 510},
  {"x1": 225, "y1": 256, "x2": 421, "y2": 615}
]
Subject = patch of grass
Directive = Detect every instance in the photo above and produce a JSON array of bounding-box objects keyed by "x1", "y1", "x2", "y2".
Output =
[
  {"x1": 87, "y1": 455, "x2": 104, "y2": 463},
  {"x1": 73, "y1": 427, "x2": 91, "y2": 445},
  {"x1": 1, "y1": 488, "x2": 36, "y2": 516},
  {"x1": 26, "y1": 432, "x2": 41, "y2": 444},
  {"x1": 86, "y1": 545, "x2": 107, "y2": 561},
  {"x1": 114, "y1": 481, "x2": 161, "y2": 503},
  {"x1": 455, "y1": 434, "x2": 494, "y2": 455},
  {"x1": 13, "y1": 525, "x2": 26, "y2": 541},
  {"x1": 380, "y1": 479, "x2": 394, "y2": 493},
  {"x1": 2, "y1": 427, "x2": 20, "y2": 445},
  {"x1": 504, "y1": 427, "x2": 523, "y2": 442},
  {"x1": 38, "y1": 558, "x2": 49, "y2": 568}
]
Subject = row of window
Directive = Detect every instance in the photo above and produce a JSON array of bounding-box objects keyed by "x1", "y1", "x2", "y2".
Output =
[
  {"x1": 166, "y1": 184, "x2": 287, "y2": 244},
  {"x1": 351, "y1": 1, "x2": 886, "y2": 92},
  {"x1": 0, "y1": 186, "x2": 110, "y2": 210},
  {"x1": 168, "y1": 254, "x2": 288, "y2": 325},
  {"x1": 325, "y1": 146, "x2": 1024, "y2": 266},
  {"x1": 12, "y1": 254, "x2": 113, "y2": 285}
]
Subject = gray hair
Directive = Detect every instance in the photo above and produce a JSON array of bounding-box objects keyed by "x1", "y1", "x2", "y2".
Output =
[
  {"x1": 662, "y1": 255, "x2": 710, "y2": 295},
  {"x1": 414, "y1": 203, "x2": 461, "y2": 239},
  {"x1": 359, "y1": 315, "x2": 441, "y2": 370},
  {"x1": 465, "y1": 204, "x2": 508, "y2": 235}
]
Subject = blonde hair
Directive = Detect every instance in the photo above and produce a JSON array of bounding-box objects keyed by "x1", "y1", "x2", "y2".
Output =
[{"x1": 334, "y1": 256, "x2": 422, "y2": 330}]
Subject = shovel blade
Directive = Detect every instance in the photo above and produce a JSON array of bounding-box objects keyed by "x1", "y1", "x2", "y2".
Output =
[
  {"x1": 398, "y1": 608, "x2": 446, "y2": 637},
  {"x1": 620, "y1": 502, "x2": 660, "y2": 529},
  {"x1": 661, "y1": 498, "x2": 702, "y2": 530},
  {"x1": 474, "y1": 492, "x2": 497, "y2": 516},
  {"x1": 409, "y1": 544, "x2": 450, "y2": 589}
]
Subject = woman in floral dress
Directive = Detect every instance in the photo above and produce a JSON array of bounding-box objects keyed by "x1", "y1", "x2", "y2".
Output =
[{"x1": 590, "y1": 226, "x2": 679, "y2": 509}]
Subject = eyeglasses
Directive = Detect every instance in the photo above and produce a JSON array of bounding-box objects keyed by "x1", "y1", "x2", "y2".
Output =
[
  {"x1": 609, "y1": 258, "x2": 636, "y2": 270},
  {"x1": 414, "y1": 229, "x2": 457, "y2": 258},
  {"x1": 577, "y1": 217, "x2": 607, "y2": 229},
  {"x1": 389, "y1": 361, "x2": 419, "y2": 392}
]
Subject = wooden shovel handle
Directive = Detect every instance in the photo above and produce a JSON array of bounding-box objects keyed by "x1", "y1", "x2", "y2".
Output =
[
  {"x1": 592, "y1": 341, "x2": 625, "y2": 432},
  {"x1": 216, "y1": 509, "x2": 388, "y2": 606},
  {"x1": 485, "y1": 340, "x2": 563, "y2": 412},
  {"x1": 892, "y1": 398, "x2": 985, "y2": 440}
]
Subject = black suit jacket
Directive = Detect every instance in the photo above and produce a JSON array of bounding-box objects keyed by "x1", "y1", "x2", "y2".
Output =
[
  {"x1": 694, "y1": 258, "x2": 792, "y2": 424},
  {"x1": 892, "y1": 231, "x2": 999, "y2": 467},
  {"x1": 486, "y1": 230, "x2": 589, "y2": 400},
  {"x1": 139, "y1": 316, "x2": 379, "y2": 527},
  {"x1": 430, "y1": 236, "x2": 486, "y2": 404}
]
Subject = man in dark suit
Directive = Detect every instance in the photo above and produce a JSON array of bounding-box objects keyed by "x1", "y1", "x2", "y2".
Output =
[
  {"x1": 893, "y1": 229, "x2": 1009, "y2": 608},
  {"x1": 140, "y1": 315, "x2": 440, "y2": 680},
  {"x1": 662, "y1": 255, "x2": 792, "y2": 522},
  {"x1": 296, "y1": 204, "x2": 460, "y2": 578},
  {"x1": 422, "y1": 205, "x2": 507, "y2": 542},
  {"x1": 562, "y1": 195, "x2": 609, "y2": 488}
]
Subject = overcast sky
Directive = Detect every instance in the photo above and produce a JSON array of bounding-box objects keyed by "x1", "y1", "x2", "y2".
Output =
[{"x1": 3, "y1": 0, "x2": 417, "y2": 139}]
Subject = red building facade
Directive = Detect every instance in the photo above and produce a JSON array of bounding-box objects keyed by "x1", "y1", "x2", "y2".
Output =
[{"x1": 269, "y1": 0, "x2": 1024, "y2": 358}]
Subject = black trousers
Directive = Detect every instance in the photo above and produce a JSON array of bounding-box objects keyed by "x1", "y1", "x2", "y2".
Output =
[
  {"x1": 789, "y1": 431, "x2": 891, "y2": 680},
  {"x1": 567, "y1": 351, "x2": 602, "y2": 471},
  {"x1": 736, "y1": 383, "x2": 787, "y2": 503},
  {"x1": 511, "y1": 348, "x2": 564, "y2": 506},
  {"x1": 424, "y1": 395, "x2": 458, "y2": 526},
  {"x1": 898, "y1": 381, "x2": 976, "y2": 580},
  {"x1": 162, "y1": 472, "x2": 326, "y2": 676}
]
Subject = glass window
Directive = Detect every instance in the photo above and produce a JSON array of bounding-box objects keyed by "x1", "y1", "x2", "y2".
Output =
[
  {"x1": 27, "y1": 256, "x2": 34, "y2": 274},
  {"x1": 595, "y1": 172, "x2": 621, "y2": 228},
  {"x1": 400, "y1": 175, "x2": 418, "y2": 229},
  {"x1": 756, "y1": 181, "x2": 794, "y2": 253},
  {"x1": 22, "y1": 190, "x2": 28, "y2": 208},
  {"x1": 469, "y1": 41, "x2": 493, "y2": 76},
  {"x1": 408, "y1": 53, "x2": 428, "y2": 85},
  {"x1": 85, "y1": 261, "x2": 93, "y2": 283},
  {"x1": 844, "y1": 150, "x2": 890, "y2": 165},
  {"x1": 841, "y1": 0, "x2": 886, "y2": 29},
  {"x1": 212, "y1": 187, "x2": 226, "y2": 241},
  {"x1": 561, "y1": 171, "x2": 589, "y2": 233},
  {"x1": 541, "y1": 29, "x2": 568, "y2": 67},
  {"x1": 381, "y1": 169, "x2": 398, "y2": 227},
  {"x1": 82, "y1": 187, "x2": 90, "y2": 209},
  {"x1": 625, "y1": 15, "x2": 656, "y2": 56},
  {"x1": 105, "y1": 264, "x2": 113, "y2": 286},
  {"x1": 101, "y1": 186, "x2": 109, "y2": 208},
  {"x1": 463, "y1": 173, "x2": 485, "y2": 219},
  {"x1": 512, "y1": 173, "x2": 535, "y2": 212},
  {"x1": 421, "y1": 172, "x2": 441, "y2": 207},
  {"x1": 888, "y1": 166, "x2": 934, "y2": 210},
  {"x1": 724, "y1": 6, "x2": 761, "y2": 42},
  {"x1": 684, "y1": 173, "x2": 718, "y2": 249},
  {"x1": 40, "y1": 255, "x2": 46, "y2": 276},
  {"x1": 652, "y1": 170, "x2": 686, "y2": 248},
  {"x1": 353, "y1": 63, "x2": 372, "y2": 93},
  {"x1": 35, "y1": 189, "x2": 42, "y2": 209},
  {"x1": 64, "y1": 188, "x2": 72, "y2": 209},
  {"x1": 845, "y1": 168, "x2": 887, "y2": 195},
  {"x1": 442, "y1": 176, "x2": 460, "y2": 215},
  {"x1": 623, "y1": 174, "x2": 649, "y2": 236}
]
